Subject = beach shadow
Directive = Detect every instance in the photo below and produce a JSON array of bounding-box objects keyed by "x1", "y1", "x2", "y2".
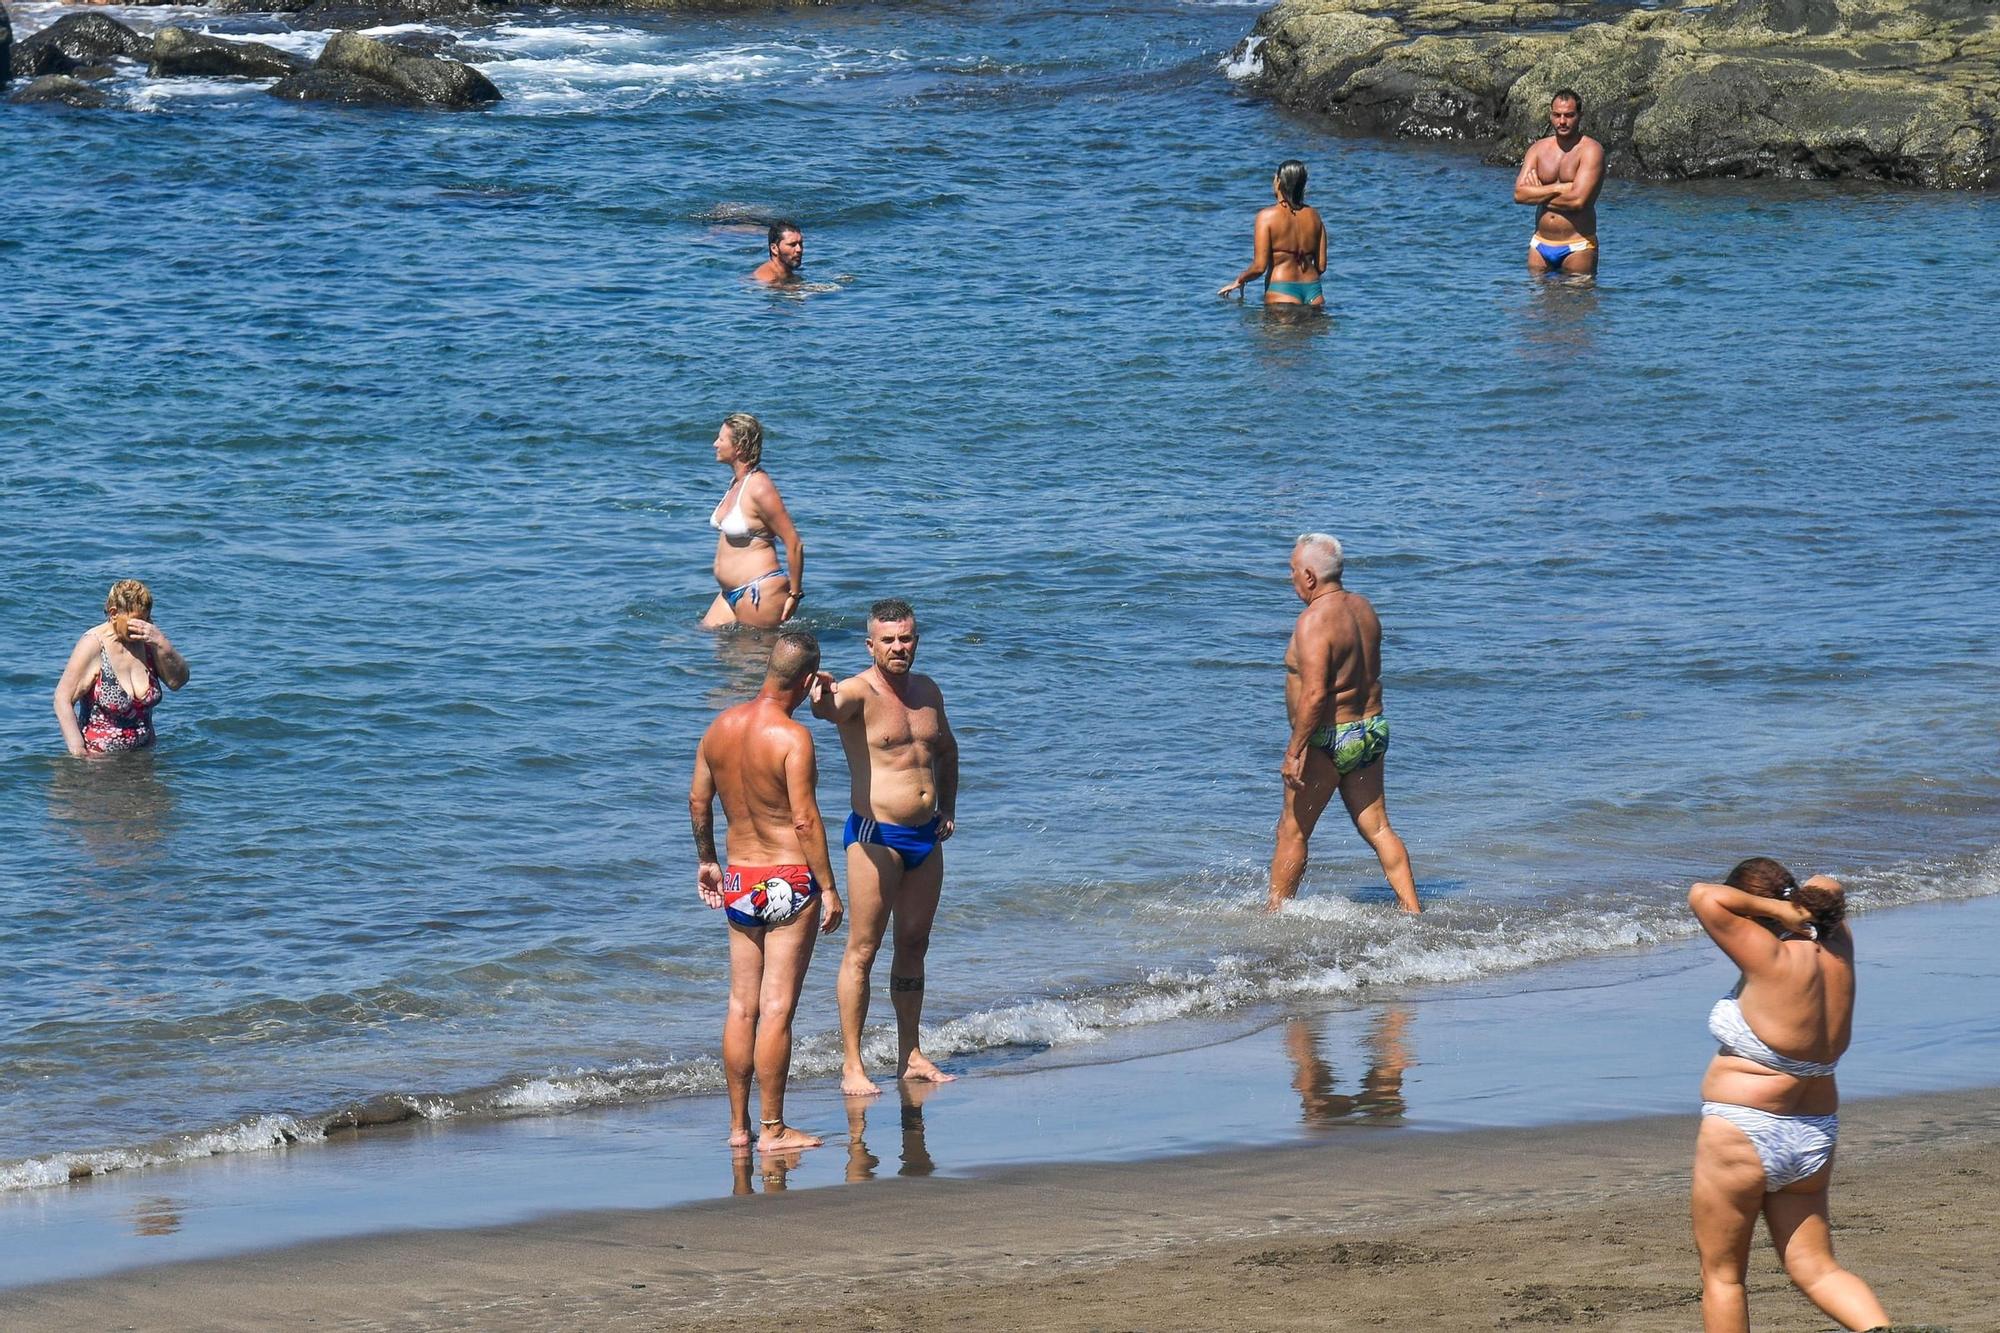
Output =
[
  {"x1": 843, "y1": 1080, "x2": 941, "y2": 1182},
  {"x1": 1288, "y1": 1007, "x2": 1412, "y2": 1129},
  {"x1": 44, "y1": 750, "x2": 176, "y2": 869}
]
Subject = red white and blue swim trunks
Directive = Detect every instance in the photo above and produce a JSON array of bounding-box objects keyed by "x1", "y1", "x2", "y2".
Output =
[{"x1": 722, "y1": 864, "x2": 820, "y2": 929}]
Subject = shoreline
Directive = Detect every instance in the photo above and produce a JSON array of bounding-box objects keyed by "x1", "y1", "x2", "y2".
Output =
[
  {"x1": 1, "y1": 894, "x2": 1995, "y2": 1296},
  {"x1": 4, "y1": 1085, "x2": 1994, "y2": 1330}
]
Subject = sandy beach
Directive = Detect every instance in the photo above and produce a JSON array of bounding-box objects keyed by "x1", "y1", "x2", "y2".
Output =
[{"x1": 3, "y1": 1085, "x2": 1989, "y2": 1331}]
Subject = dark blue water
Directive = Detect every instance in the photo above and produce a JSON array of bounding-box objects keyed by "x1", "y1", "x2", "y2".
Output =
[{"x1": 2, "y1": 0, "x2": 1998, "y2": 1189}]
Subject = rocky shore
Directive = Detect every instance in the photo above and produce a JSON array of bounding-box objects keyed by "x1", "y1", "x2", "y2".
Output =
[
  {"x1": 1241, "y1": 0, "x2": 2000, "y2": 188},
  {"x1": 3, "y1": 8, "x2": 500, "y2": 108}
]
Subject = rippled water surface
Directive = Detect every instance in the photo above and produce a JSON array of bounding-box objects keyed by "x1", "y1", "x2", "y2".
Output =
[{"x1": 2, "y1": 0, "x2": 1998, "y2": 1188}]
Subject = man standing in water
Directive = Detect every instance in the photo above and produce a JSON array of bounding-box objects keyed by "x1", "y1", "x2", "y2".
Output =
[
  {"x1": 1272, "y1": 535, "x2": 1421, "y2": 915},
  {"x1": 1513, "y1": 89, "x2": 1604, "y2": 275},
  {"x1": 689, "y1": 629, "x2": 844, "y2": 1153},
  {"x1": 751, "y1": 220, "x2": 804, "y2": 285},
  {"x1": 809, "y1": 598, "x2": 961, "y2": 1097}
]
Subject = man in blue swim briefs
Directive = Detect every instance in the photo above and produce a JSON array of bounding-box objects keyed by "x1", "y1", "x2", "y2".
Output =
[
  {"x1": 809, "y1": 598, "x2": 961, "y2": 1097},
  {"x1": 1272, "y1": 535, "x2": 1421, "y2": 915},
  {"x1": 689, "y1": 629, "x2": 844, "y2": 1154},
  {"x1": 1513, "y1": 89, "x2": 1604, "y2": 276}
]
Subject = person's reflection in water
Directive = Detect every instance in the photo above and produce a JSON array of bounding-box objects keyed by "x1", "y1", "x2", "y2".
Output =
[
  {"x1": 843, "y1": 1080, "x2": 941, "y2": 1182},
  {"x1": 45, "y1": 749, "x2": 176, "y2": 869},
  {"x1": 1288, "y1": 1006, "x2": 1412, "y2": 1128},
  {"x1": 731, "y1": 1148, "x2": 804, "y2": 1195},
  {"x1": 1517, "y1": 275, "x2": 1600, "y2": 357},
  {"x1": 130, "y1": 1196, "x2": 184, "y2": 1237},
  {"x1": 706, "y1": 628, "x2": 787, "y2": 710}
]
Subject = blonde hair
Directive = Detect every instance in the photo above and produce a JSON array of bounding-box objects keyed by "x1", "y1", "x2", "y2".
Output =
[
  {"x1": 723, "y1": 413, "x2": 765, "y2": 469},
  {"x1": 105, "y1": 579, "x2": 153, "y2": 618}
]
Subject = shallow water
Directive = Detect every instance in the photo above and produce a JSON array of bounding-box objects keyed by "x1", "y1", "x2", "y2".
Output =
[{"x1": 3, "y1": 0, "x2": 1999, "y2": 1190}]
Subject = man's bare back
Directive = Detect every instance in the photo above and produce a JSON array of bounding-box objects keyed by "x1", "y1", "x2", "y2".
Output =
[
  {"x1": 1286, "y1": 590, "x2": 1384, "y2": 733},
  {"x1": 700, "y1": 699, "x2": 823, "y2": 866}
]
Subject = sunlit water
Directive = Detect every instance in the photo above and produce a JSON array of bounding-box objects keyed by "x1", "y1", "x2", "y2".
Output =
[{"x1": 2, "y1": 0, "x2": 1998, "y2": 1191}]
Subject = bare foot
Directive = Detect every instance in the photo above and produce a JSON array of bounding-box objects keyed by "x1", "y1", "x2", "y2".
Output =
[
  {"x1": 1264, "y1": 895, "x2": 1290, "y2": 915},
  {"x1": 899, "y1": 1052, "x2": 957, "y2": 1084},
  {"x1": 727, "y1": 1127, "x2": 752, "y2": 1148},
  {"x1": 1398, "y1": 903, "x2": 1422, "y2": 916},
  {"x1": 842, "y1": 1067, "x2": 883, "y2": 1098},
  {"x1": 757, "y1": 1123, "x2": 824, "y2": 1153}
]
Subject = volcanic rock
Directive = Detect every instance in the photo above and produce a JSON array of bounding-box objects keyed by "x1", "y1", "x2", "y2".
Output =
[
  {"x1": 150, "y1": 27, "x2": 307, "y2": 79},
  {"x1": 1243, "y1": 0, "x2": 2000, "y2": 187},
  {"x1": 10, "y1": 13, "x2": 149, "y2": 79},
  {"x1": 11, "y1": 72, "x2": 110, "y2": 107},
  {"x1": 268, "y1": 30, "x2": 499, "y2": 108}
]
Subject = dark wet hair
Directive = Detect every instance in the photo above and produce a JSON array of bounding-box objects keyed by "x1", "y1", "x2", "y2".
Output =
[
  {"x1": 869, "y1": 597, "x2": 916, "y2": 628},
  {"x1": 1551, "y1": 88, "x2": 1583, "y2": 115},
  {"x1": 1724, "y1": 857, "x2": 1846, "y2": 935},
  {"x1": 768, "y1": 629, "x2": 820, "y2": 687},
  {"x1": 1275, "y1": 159, "x2": 1308, "y2": 209},
  {"x1": 768, "y1": 220, "x2": 801, "y2": 249}
]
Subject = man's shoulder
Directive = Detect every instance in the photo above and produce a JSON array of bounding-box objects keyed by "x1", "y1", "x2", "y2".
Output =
[{"x1": 1580, "y1": 134, "x2": 1606, "y2": 154}]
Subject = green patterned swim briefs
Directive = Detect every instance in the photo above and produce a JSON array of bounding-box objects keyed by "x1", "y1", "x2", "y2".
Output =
[{"x1": 1307, "y1": 715, "x2": 1390, "y2": 777}]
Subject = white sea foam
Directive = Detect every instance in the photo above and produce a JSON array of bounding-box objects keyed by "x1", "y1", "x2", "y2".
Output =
[
  {"x1": 5, "y1": 861, "x2": 1989, "y2": 1194},
  {"x1": 1220, "y1": 35, "x2": 1266, "y2": 81}
]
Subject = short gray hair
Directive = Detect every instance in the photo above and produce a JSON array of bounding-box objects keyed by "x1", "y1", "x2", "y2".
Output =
[{"x1": 1294, "y1": 533, "x2": 1344, "y2": 581}]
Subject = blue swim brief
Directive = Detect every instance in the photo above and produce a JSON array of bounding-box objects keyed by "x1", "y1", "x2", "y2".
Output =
[{"x1": 843, "y1": 812, "x2": 942, "y2": 870}]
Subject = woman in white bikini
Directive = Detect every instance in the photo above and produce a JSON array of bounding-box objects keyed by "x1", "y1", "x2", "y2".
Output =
[
  {"x1": 1688, "y1": 858, "x2": 1889, "y2": 1333},
  {"x1": 704, "y1": 413, "x2": 806, "y2": 630}
]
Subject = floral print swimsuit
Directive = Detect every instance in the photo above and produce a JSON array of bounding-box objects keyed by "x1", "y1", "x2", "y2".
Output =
[{"x1": 82, "y1": 647, "x2": 162, "y2": 753}]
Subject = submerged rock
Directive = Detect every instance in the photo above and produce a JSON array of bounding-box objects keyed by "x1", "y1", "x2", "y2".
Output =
[
  {"x1": 10, "y1": 13, "x2": 150, "y2": 79},
  {"x1": 268, "y1": 29, "x2": 499, "y2": 109},
  {"x1": 1244, "y1": 0, "x2": 2000, "y2": 188},
  {"x1": 11, "y1": 73, "x2": 110, "y2": 107},
  {"x1": 150, "y1": 27, "x2": 307, "y2": 79}
]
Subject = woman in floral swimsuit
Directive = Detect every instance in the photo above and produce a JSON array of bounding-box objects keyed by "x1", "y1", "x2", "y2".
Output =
[{"x1": 53, "y1": 579, "x2": 192, "y2": 757}]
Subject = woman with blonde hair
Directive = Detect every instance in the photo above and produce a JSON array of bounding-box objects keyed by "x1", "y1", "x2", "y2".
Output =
[
  {"x1": 704, "y1": 413, "x2": 806, "y2": 629},
  {"x1": 53, "y1": 579, "x2": 191, "y2": 756},
  {"x1": 1688, "y1": 858, "x2": 1888, "y2": 1332}
]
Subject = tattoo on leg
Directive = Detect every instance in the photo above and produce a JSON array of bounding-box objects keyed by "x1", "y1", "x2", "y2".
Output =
[{"x1": 890, "y1": 975, "x2": 925, "y2": 993}]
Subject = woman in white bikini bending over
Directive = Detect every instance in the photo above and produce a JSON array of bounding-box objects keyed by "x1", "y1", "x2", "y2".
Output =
[
  {"x1": 703, "y1": 412, "x2": 805, "y2": 630},
  {"x1": 1689, "y1": 858, "x2": 1889, "y2": 1333}
]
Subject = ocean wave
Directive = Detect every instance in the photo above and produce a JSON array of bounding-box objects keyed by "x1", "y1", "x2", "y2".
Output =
[
  {"x1": 5, "y1": 852, "x2": 1990, "y2": 1194},
  {"x1": 1220, "y1": 35, "x2": 1265, "y2": 81}
]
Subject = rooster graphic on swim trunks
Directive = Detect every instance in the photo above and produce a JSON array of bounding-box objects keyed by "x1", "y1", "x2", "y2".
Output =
[{"x1": 721, "y1": 864, "x2": 820, "y2": 928}]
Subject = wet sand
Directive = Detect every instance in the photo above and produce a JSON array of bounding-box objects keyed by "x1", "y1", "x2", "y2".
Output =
[{"x1": 5, "y1": 1086, "x2": 1992, "y2": 1332}]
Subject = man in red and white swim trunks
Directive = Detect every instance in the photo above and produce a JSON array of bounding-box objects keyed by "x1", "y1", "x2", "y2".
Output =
[{"x1": 689, "y1": 629, "x2": 845, "y2": 1154}]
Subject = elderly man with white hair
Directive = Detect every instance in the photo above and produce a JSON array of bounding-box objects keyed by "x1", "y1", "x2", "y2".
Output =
[{"x1": 1272, "y1": 533, "x2": 1421, "y2": 914}]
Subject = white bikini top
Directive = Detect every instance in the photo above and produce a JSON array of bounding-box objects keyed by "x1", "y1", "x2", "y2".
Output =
[
  {"x1": 1707, "y1": 995, "x2": 1838, "y2": 1079},
  {"x1": 710, "y1": 471, "x2": 769, "y2": 540}
]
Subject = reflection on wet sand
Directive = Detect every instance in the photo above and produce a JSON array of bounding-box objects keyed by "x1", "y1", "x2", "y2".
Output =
[
  {"x1": 1288, "y1": 1007, "x2": 1411, "y2": 1128},
  {"x1": 844, "y1": 1080, "x2": 940, "y2": 1182},
  {"x1": 731, "y1": 1148, "x2": 805, "y2": 1196},
  {"x1": 45, "y1": 750, "x2": 176, "y2": 869},
  {"x1": 130, "y1": 1196, "x2": 184, "y2": 1237}
]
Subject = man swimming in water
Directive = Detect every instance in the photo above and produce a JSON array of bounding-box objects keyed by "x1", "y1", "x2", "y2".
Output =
[
  {"x1": 808, "y1": 598, "x2": 960, "y2": 1097},
  {"x1": 690, "y1": 629, "x2": 844, "y2": 1153},
  {"x1": 1272, "y1": 534, "x2": 1421, "y2": 915},
  {"x1": 751, "y1": 220, "x2": 804, "y2": 285},
  {"x1": 1514, "y1": 89, "x2": 1604, "y2": 276}
]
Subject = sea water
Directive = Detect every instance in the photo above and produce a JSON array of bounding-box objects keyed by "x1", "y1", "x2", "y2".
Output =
[{"x1": 2, "y1": 0, "x2": 1998, "y2": 1194}]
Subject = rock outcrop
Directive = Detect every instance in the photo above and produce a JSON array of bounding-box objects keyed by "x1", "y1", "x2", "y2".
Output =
[
  {"x1": 1, "y1": 9, "x2": 13, "y2": 92},
  {"x1": 215, "y1": 0, "x2": 504, "y2": 27},
  {"x1": 11, "y1": 72, "x2": 110, "y2": 107},
  {"x1": 10, "y1": 13, "x2": 150, "y2": 79},
  {"x1": 1243, "y1": 0, "x2": 2000, "y2": 187},
  {"x1": 267, "y1": 29, "x2": 499, "y2": 108},
  {"x1": 149, "y1": 27, "x2": 307, "y2": 79}
]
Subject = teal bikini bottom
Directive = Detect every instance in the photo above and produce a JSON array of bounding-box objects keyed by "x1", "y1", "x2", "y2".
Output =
[{"x1": 1268, "y1": 279, "x2": 1323, "y2": 303}]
